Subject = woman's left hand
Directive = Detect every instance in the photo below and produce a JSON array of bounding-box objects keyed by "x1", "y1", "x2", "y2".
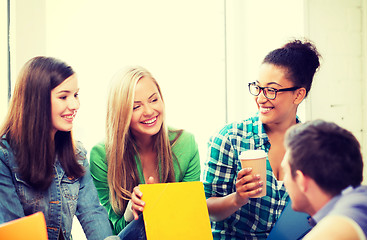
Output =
[{"x1": 131, "y1": 176, "x2": 155, "y2": 220}]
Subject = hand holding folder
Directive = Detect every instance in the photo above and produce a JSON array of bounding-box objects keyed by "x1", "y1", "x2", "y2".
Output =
[{"x1": 140, "y1": 181, "x2": 213, "y2": 240}]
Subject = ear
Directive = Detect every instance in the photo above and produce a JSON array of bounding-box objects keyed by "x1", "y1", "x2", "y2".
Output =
[
  {"x1": 295, "y1": 170, "x2": 309, "y2": 193},
  {"x1": 293, "y1": 87, "x2": 306, "y2": 104}
]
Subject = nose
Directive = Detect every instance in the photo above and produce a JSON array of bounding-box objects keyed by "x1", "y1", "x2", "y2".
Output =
[
  {"x1": 69, "y1": 97, "x2": 80, "y2": 111},
  {"x1": 143, "y1": 104, "x2": 154, "y2": 116},
  {"x1": 256, "y1": 89, "x2": 268, "y2": 104}
]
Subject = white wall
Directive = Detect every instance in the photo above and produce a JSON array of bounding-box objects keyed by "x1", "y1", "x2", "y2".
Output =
[
  {"x1": 305, "y1": 0, "x2": 366, "y2": 183},
  {"x1": 225, "y1": 0, "x2": 306, "y2": 123},
  {"x1": 363, "y1": 0, "x2": 367, "y2": 184},
  {"x1": 10, "y1": 0, "x2": 226, "y2": 164},
  {"x1": 0, "y1": 0, "x2": 9, "y2": 123}
]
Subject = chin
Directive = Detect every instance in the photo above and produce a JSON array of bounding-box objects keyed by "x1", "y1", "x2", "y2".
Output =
[
  {"x1": 55, "y1": 126, "x2": 73, "y2": 132},
  {"x1": 141, "y1": 127, "x2": 161, "y2": 137},
  {"x1": 259, "y1": 114, "x2": 271, "y2": 124}
]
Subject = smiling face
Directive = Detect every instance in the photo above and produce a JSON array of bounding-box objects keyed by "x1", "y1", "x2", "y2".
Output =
[
  {"x1": 130, "y1": 76, "x2": 164, "y2": 141},
  {"x1": 255, "y1": 63, "x2": 302, "y2": 127},
  {"x1": 50, "y1": 74, "x2": 80, "y2": 135}
]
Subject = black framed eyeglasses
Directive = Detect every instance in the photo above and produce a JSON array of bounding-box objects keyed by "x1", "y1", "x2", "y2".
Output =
[{"x1": 248, "y1": 82, "x2": 300, "y2": 100}]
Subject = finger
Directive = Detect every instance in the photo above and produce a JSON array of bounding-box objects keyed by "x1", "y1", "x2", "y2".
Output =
[
  {"x1": 132, "y1": 208, "x2": 140, "y2": 220},
  {"x1": 237, "y1": 180, "x2": 263, "y2": 194},
  {"x1": 133, "y1": 186, "x2": 143, "y2": 198},
  {"x1": 246, "y1": 187, "x2": 264, "y2": 198},
  {"x1": 131, "y1": 190, "x2": 145, "y2": 208},
  {"x1": 237, "y1": 173, "x2": 260, "y2": 187},
  {"x1": 237, "y1": 168, "x2": 252, "y2": 179},
  {"x1": 131, "y1": 197, "x2": 144, "y2": 212}
]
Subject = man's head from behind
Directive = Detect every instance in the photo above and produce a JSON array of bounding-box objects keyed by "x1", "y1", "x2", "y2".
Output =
[{"x1": 282, "y1": 119, "x2": 363, "y2": 212}]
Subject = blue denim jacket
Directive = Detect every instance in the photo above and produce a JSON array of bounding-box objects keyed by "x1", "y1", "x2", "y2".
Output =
[{"x1": 0, "y1": 138, "x2": 113, "y2": 240}]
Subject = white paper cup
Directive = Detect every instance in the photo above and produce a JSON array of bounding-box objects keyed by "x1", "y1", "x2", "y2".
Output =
[{"x1": 239, "y1": 150, "x2": 267, "y2": 198}]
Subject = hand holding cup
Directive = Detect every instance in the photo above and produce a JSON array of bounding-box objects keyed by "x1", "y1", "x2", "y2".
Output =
[{"x1": 239, "y1": 150, "x2": 267, "y2": 198}]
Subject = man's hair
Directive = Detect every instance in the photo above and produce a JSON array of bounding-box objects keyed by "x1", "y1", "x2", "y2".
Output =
[{"x1": 285, "y1": 119, "x2": 363, "y2": 196}]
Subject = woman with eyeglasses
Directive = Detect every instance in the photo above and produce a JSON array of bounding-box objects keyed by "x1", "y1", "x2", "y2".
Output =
[{"x1": 202, "y1": 39, "x2": 321, "y2": 239}]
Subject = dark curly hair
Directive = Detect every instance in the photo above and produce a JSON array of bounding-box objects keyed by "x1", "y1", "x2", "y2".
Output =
[{"x1": 263, "y1": 38, "x2": 321, "y2": 97}]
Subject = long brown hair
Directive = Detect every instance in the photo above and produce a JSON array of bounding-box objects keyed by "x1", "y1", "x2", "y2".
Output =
[
  {"x1": 0, "y1": 56, "x2": 84, "y2": 190},
  {"x1": 106, "y1": 66, "x2": 181, "y2": 214}
]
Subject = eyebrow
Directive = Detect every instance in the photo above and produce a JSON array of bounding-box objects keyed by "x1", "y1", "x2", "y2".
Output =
[
  {"x1": 56, "y1": 88, "x2": 80, "y2": 94},
  {"x1": 256, "y1": 80, "x2": 283, "y2": 87},
  {"x1": 134, "y1": 92, "x2": 158, "y2": 103}
]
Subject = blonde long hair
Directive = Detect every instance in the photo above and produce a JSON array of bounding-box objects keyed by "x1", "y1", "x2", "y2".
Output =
[{"x1": 106, "y1": 66, "x2": 179, "y2": 214}]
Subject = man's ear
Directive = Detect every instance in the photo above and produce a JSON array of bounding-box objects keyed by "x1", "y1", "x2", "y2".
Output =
[
  {"x1": 294, "y1": 87, "x2": 306, "y2": 104},
  {"x1": 295, "y1": 170, "x2": 308, "y2": 193}
]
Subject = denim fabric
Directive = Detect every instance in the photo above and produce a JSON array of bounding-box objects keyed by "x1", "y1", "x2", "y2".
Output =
[
  {"x1": 0, "y1": 138, "x2": 113, "y2": 240},
  {"x1": 118, "y1": 215, "x2": 146, "y2": 240}
]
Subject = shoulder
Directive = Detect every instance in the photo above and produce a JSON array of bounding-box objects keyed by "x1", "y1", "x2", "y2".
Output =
[
  {"x1": 341, "y1": 185, "x2": 367, "y2": 201},
  {"x1": 168, "y1": 128, "x2": 195, "y2": 143},
  {"x1": 211, "y1": 115, "x2": 264, "y2": 142},
  {"x1": 305, "y1": 215, "x2": 365, "y2": 240},
  {"x1": 332, "y1": 186, "x2": 367, "y2": 224},
  {"x1": 333, "y1": 186, "x2": 367, "y2": 214},
  {"x1": 90, "y1": 140, "x2": 106, "y2": 153},
  {"x1": 89, "y1": 141, "x2": 108, "y2": 177},
  {"x1": 75, "y1": 140, "x2": 88, "y2": 166},
  {"x1": 90, "y1": 140, "x2": 107, "y2": 163},
  {"x1": 75, "y1": 140, "x2": 87, "y2": 157},
  {"x1": 0, "y1": 137, "x2": 15, "y2": 168},
  {"x1": 168, "y1": 128, "x2": 198, "y2": 154}
]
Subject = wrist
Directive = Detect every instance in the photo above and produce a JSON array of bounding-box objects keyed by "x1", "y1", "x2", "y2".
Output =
[{"x1": 233, "y1": 192, "x2": 249, "y2": 208}]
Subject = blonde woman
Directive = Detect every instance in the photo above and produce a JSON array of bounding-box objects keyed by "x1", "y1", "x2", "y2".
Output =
[{"x1": 90, "y1": 66, "x2": 200, "y2": 239}]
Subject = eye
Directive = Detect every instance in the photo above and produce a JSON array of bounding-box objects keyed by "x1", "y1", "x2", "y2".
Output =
[
  {"x1": 151, "y1": 98, "x2": 158, "y2": 103},
  {"x1": 267, "y1": 88, "x2": 277, "y2": 93},
  {"x1": 59, "y1": 96, "x2": 67, "y2": 100},
  {"x1": 74, "y1": 93, "x2": 79, "y2": 98},
  {"x1": 133, "y1": 105, "x2": 140, "y2": 110}
]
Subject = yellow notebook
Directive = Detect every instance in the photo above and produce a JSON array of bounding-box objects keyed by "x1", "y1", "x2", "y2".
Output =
[
  {"x1": 0, "y1": 212, "x2": 48, "y2": 240},
  {"x1": 140, "y1": 181, "x2": 213, "y2": 240}
]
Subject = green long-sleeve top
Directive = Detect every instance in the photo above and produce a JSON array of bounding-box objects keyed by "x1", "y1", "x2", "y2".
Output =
[{"x1": 89, "y1": 129, "x2": 201, "y2": 235}]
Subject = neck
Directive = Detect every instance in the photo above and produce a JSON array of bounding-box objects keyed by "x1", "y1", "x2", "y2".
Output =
[
  {"x1": 264, "y1": 117, "x2": 297, "y2": 135},
  {"x1": 306, "y1": 184, "x2": 333, "y2": 216},
  {"x1": 135, "y1": 136, "x2": 155, "y2": 153}
]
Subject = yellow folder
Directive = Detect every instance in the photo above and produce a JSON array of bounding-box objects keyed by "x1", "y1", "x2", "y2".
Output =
[
  {"x1": 0, "y1": 212, "x2": 48, "y2": 240},
  {"x1": 140, "y1": 181, "x2": 213, "y2": 240}
]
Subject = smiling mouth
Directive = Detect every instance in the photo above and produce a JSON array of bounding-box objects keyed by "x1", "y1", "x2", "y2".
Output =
[
  {"x1": 260, "y1": 107, "x2": 273, "y2": 113},
  {"x1": 62, "y1": 112, "x2": 76, "y2": 121},
  {"x1": 142, "y1": 116, "x2": 157, "y2": 124}
]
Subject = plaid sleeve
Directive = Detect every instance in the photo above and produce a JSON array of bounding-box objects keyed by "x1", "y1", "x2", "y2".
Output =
[{"x1": 202, "y1": 126, "x2": 237, "y2": 199}]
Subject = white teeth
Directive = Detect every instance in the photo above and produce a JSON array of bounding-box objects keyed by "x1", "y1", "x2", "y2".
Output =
[
  {"x1": 260, "y1": 107, "x2": 272, "y2": 113},
  {"x1": 64, "y1": 115, "x2": 74, "y2": 119},
  {"x1": 143, "y1": 117, "x2": 156, "y2": 124}
]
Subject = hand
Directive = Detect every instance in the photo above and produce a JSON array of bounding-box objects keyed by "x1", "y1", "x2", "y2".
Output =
[
  {"x1": 234, "y1": 168, "x2": 263, "y2": 206},
  {"x1": 131, "y1": 176, "x2": 155, "y2": 220}
]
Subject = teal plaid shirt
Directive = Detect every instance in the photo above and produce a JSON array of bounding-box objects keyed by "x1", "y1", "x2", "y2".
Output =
[{"x1": 202, "y1": 115, "x2": 294, "y2": 239}]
